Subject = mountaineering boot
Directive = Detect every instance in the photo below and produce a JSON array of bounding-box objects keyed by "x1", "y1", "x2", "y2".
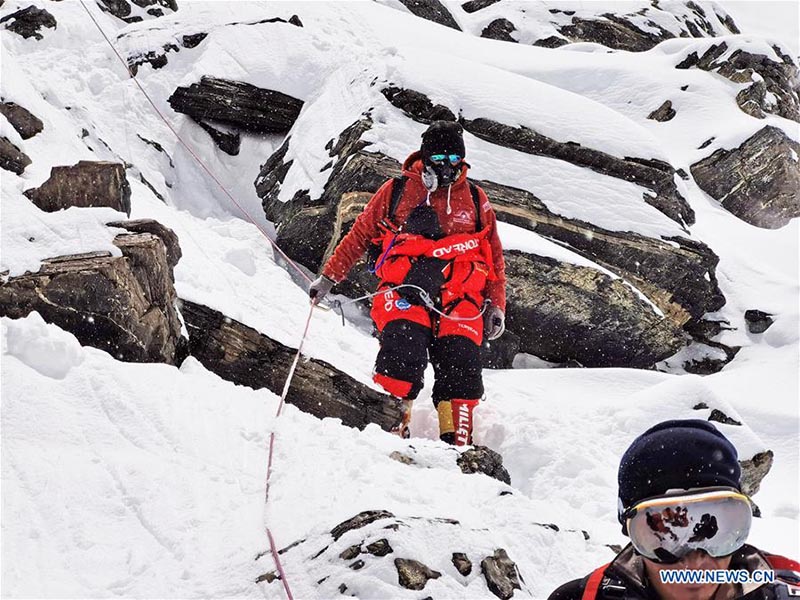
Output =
[
  {"x1": 437, "y1": 400, "x2": 456, "y2": 444},
  {"x1": 451, "y1": 399, "x2": 480, "y2": 446},
  {"x1": 391, "y1": 399, "x2": 414, "y2": 439}
]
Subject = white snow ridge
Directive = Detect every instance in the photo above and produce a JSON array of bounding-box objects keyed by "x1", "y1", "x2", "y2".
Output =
[{"x1": 1, "y1": 1, "x2": 798, "y2": 599}]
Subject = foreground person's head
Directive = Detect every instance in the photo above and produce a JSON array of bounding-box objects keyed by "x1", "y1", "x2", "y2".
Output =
[{"x1": 618, "y1": 420, "x2": 751, "y2": 600}]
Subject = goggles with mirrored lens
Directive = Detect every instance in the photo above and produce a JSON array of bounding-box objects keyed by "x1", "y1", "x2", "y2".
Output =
[
  {"x1": 625, "y1": 488, "x2": 752, "y2": 564},
  {"x1": 429, "y1": 153, "x2": 462, "y2": 165}
]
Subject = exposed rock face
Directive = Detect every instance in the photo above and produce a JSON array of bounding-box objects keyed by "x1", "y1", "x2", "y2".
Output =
[
  {"x1": 382, "y1": 86, "x2": 694, "y2": 226},
  {"x1": 676, "y1": 41, "x2": 800, "y2": 122},
  {"x1": 0, "y1": 102, "x2": 44, "y2": 139},
  {"x1": 506, "y1": 251, "x2": 685, "y2": 367},
  {"x1": 394, "y1": 0, "x2": 461, "y2": 31},
  {"x1": 456, "y1": 445, "x2": 512, "y2": 484},
  {"x1": 461, "y1": 2, "x2": 739, "y2": 50},
  {"x1": 558, "y1": 15, "x2": 668, "y2": 52},
  {"x1": 24, "y1": 161, "x2": 132, "y2": 216},
  {"x1": 107, "y1": 219, "x2": 182, "y2": 269},
  {"x1": 481, "y1": 549, "x2": 521, "y2": 600},
  {"x1": 461, "y1": 0, "x2": 499, "y2": 13},
  {"x1": 395, "y1": 558, "x2": 442, "y2": 590},
  {"x1": 0, "y1": 136, "x2": 31, "y2": 175},
  {"x1": 179, "y1": 301, "x2": 404, "y2": 432},
  {"x1": 740, "y1": 450, "x2": 774, "y2": 497},
  {"x1": 481, "y1": 18, "x2": 516, "y2": 42},
  {"x1": 96, "y1": 0, "x2": 177, "y2": 23},
  {"x1": 691, "y1": 127, "x2": 800, "y2": 229},
  {"x1": 0, "y1": 232, "x2": 183, "y2": 364},
  {"x1": 168, "y1": 77, "x2": 303, "y2": 154},
  {"x1": 331, "y1": 510, "x2": 396, "y2": 540},
  {"x1": 648, "y1": 100, "x2": 676, "y2": 122},
  {"x1": 452, "y1": 552, "x2": 472, "y2": 576},
  {"x1": 0, "y1": 6, "x2": 56, "y2": 40},
  {"x1": 744, "y1": 309, "x2": 774, "y2": 334}
]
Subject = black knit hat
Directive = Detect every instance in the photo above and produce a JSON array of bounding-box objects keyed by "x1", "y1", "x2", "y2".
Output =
[
  {"x1": 421, "y1": 121, "x2": 465, "y2": 159},
  {"x1": 617, "y1": 419, "x2": 741, "y2": 528}
]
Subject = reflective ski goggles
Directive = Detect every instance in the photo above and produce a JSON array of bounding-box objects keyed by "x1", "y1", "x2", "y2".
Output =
[
  {"x1": 624, "y1": 488, "x2": 752, "y2": 564},
  {"x1": 429, "y1": 153, "x2": 462, "y2": 165}
]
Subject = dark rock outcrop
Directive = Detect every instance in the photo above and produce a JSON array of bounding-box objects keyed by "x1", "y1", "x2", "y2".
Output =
[
  {"x1": 505, "y1": 251, "x2": 685, "y2": 367},
  {"x1": 481, "y1": 549, "x2": 521, "y2": 600},
  {"x1": 506, "y1": 3, "x2": 738, "y2": 52},
  {"x1": 366, "y1": 538, "x2": 393, "y2": 556},
  {"x1": 676, "y1": 41, "x2": 800, "y2": 122},
  {"x1": 452, "y1": 552, "x2": 472, "y2": 575},
  {"x1": 107, "y1": 219, "x2": 182, "y2": 269},
  {"x1": 395, "y1": 558, "x2": 442, "y2": 590},
  {"x1": 744, "y1": 309, "x2": 774, "y2": 334},
  {"x1": 179, "y1": 302, "x2": 404, "y2": 432},
  {"x1": 168, "y1": 77, "x2": 303, "y2": 153},
  {"x1": 0, "y1": 6, "x2": 56, "y2": 40},
  {"x1": 0, "y1": 102, "x2": 44, "y2": 139},
  {"x1": 648, "y1": 100, "x2": 676, "y2": 122},
  {"x1": 690, "y1": 126, "x2": 800, "y2": 229},
  {"x1": 462, "y1": 0, "x2": 499, "y2": 13},
  {"x1": 382, "y1": 86, "x2": 694, "y2": 226},
  {"x1": 558, "y1": 15, "x2": 670, "y2": 52},
  {"x1": 395, "y1": 0, "x2": 460, "y2": 31},
  {"x1": 331, "y1": 510, "x2": 395, "y2": 540},
  {"x1": 0, "y1": 232, "x2": 183, "y2": 363},
  {"x1": 481, "y1": 18, "x2": 516, "y2": 42},
  {"x1": 457, "y1": 445, "x2": 511, "y2": 484},
  {"x1": 24, "y1": 161, "x2": 132, "y2": 216},
  {"x1": 0, "y1": 136, "x2": 31, "y2": 175},
  {"x1": 740, "y1": 450, "x2": 774, "y2": 497},
  {"x1": 96, "y1": 0, "x2": 177, "y2": 23}
]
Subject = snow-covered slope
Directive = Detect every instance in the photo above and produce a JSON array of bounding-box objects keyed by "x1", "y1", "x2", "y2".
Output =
[{"x1": 2, "y1": 1, "x2": 798, "y2": 597}]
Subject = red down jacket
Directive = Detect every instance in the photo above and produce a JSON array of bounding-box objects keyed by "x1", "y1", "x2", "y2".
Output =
[{"x1": 322, "y1": 150, "x2": 507, "y2": 312}]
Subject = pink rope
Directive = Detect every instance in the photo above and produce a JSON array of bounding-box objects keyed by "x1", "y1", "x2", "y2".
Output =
[
  {"x1": 262, "y1": 305, "x2": 314, "y2": 600},
  {"x1": 78, "y1": 0, "x2": 311, "y2": 284}
]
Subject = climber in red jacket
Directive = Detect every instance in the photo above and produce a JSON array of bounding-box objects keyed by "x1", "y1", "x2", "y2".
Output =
[{"x1": 308, "y1": 121, "x2": 506, "y2": 444}]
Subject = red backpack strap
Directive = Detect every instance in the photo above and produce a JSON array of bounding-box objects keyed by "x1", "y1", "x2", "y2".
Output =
[
  {"x1": 582, "y1": 564, "x2": 611, "y2": 600},
  {"x1": 764, "y1": 553, "x2": 800, "y2": 573}
]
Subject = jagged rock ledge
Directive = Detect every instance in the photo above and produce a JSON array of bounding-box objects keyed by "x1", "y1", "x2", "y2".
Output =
[{"x1": 179, "y1": 300, "x2": 404, "y2": 432}]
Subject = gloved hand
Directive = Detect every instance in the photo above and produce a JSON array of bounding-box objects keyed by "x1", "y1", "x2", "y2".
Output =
[
  {"x1": 309, "y1": 275, "x2": 335, "y2": 305},
  {"x1": 484, "y1": 306, "x2": 505, "y2": 341}
]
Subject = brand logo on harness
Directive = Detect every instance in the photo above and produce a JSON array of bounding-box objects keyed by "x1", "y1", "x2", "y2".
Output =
[
  {"x1": 395, "y1": 298, "x2": 411, "y2": 311},
  {"x1": 432, "y1": 238, "x2": 479, "y2": 258}
]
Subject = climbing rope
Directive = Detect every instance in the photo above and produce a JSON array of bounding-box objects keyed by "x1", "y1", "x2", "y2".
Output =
[{"x1": 329, "y1": 283, "x2": 491, "y2": 324}]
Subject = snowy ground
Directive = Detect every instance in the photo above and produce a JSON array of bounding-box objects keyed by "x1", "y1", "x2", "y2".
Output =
[{"x1": 2, "y1": 1, "x2": 798, "y2": 598}]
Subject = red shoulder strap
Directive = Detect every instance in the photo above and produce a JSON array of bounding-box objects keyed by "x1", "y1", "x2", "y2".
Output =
[
  {"x1": 764, "y1": 553, "x2": 800, "y2": 572},
  {"x1": 582, "y1": 564, "x2": 610, "y2": 600}
]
